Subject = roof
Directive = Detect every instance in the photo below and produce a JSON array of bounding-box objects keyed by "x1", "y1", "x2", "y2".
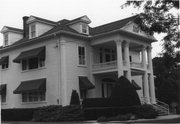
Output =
[
  {"x1": 1, "y1": 26, "x2": 23, "y2": 33},
  {"x1": 0, "y1": 15, "x2": 156, "y2": 52},
  {"x1": 89, "y1": 15, "x2": 138, "y2": 35},
  {"x1": 28, "y1": 15, "x2": 57, "y2": 25}
]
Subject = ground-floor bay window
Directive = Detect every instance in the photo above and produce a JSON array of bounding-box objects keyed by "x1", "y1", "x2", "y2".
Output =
[
  {"x1": 22, "y1": 92, "x2": 46, "y2": 102},
  {"x1": 13, "y1": 78, "x2": 46, "y2": 103}
]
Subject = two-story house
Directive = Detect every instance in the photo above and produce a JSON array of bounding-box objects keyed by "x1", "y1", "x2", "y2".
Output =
[{"x1": 0, "y1": 15, "x2": 157, "y2": 109}]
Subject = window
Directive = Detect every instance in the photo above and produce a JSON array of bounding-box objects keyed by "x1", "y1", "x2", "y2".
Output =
[
  {"x1": 22, "y1": 92, "x2": 45, "y2": 102},
  {"x1": 4, "y1": 34, "x2": 8, "y2": 46},
  {"x1": 80, "y1": 90, "x2": 87, "y2": 99},
  {"x1": 102, "y1": 83, "x2": 113, "y2": 98},
  {"x1": 78, "y1": 46, "x2": 86, "y2": 65},
  {"x1": 1, "y1": 94, "x2": 6, "y2": 103},
  {"x1": 133, "y1": 24, "x2": 139, "y2": 33},
  {"x1": 2, "y1": 62, "x2": 8, "y2": 69},
  {"x1": 99, "y1": 48, "x2": 116, "y2": 63},
  {"x1": 21, "y1": 57, "x2": 45, "y2": 71},
  {"x1": 82, "y1": 24, "x2": 88, "y2": 34},
  {"x1": 30, "y1": 24, "x2": 36, "y2": 38}
]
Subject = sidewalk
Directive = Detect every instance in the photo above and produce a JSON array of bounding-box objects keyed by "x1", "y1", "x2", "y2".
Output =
[{"x1": 2, "y1": 114, "x2": 180, "y2": 124}]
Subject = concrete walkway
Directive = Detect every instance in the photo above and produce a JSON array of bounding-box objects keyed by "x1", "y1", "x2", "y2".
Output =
[{"x1": 2, "y1": 114, "x2": 180, "y2": 124}]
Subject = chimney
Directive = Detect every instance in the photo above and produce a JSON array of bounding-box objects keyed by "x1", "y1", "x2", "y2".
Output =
[{"x1": 23, "y1": 16, "x2": 29, "y2": 38}]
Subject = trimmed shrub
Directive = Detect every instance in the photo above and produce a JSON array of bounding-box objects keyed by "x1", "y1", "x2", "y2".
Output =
[
  {"x1": 70, "y1": 90, "x2": 80, "y2": 105},
  {"x1": 1, "y1": 108, "x2": 37, "y2": 121},
  {"x1": 136, "y1": 104, "x2": 158, "y2": 119},
  {"x1": 32, "y1": 105, "x2": 84, "y2": 122},
  {"x1": 97, "y1": 116, "x2": 107, "y2": 122}
]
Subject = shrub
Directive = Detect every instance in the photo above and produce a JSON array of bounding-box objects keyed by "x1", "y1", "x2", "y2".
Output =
[
  {"x1": 1, "y1": 108, "x2": 37, "y2": 121},
  {"x1": 32, "y1": 105, "x2": 84, "y2": 122},
  {"x1": 97, "y1": 116, "x2": 107, "y2": 122},
  {"x1": 70, "y1": 90, "x2": 80, "y2": 105},
  {"x1": 136, "y1": 104, "x2": 158, "y2": 119}
]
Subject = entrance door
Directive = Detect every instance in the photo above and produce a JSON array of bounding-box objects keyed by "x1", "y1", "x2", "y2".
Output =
[{"x1": 101, "y1": 78, "x2": 115, "y2": 98}]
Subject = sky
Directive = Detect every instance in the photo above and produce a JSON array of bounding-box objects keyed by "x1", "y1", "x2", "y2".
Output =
[{"x1": 0, "y1": 0, "x2": 164, "y2": 58}]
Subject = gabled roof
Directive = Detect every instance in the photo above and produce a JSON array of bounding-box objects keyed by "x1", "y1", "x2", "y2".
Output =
[
  {"x1": 1, "y1": 26, "x2": 23, "y2": 33},
  {"x1": 89, "y1": 15, "x2": 138, "y2": 35},
  {"x1": 27, "y1": 15, "x2": 57, "y2": 25},
  {"x1": 67, "y1": 15, "x2": 91, "y2": 25}
]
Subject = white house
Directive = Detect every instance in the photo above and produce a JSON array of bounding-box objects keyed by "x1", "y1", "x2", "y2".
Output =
[{"x1": 0, "y1": 15, "x2": 157, "y2": 109}]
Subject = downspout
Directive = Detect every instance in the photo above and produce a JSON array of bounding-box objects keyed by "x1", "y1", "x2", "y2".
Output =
[{"x1": 57, "y1": 36, "x2": 61, "y2": 104}]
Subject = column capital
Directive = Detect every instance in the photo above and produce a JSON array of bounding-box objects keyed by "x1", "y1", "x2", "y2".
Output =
[
  {"x1": 124, "y1": 40, "x2": 130, "y2": 47},
  {"x1": 115, "y1": 40, "x2": 123, "y2": 46},
  {"x1": 146, "y1": 46, "x2": 152, "y2": 52},
  {"x1": 141, "y1": 45, "x2": 147, "y2": 51}
]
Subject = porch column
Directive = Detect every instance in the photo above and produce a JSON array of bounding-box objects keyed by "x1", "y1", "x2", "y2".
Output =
[
  {"x1": 147, "y1": 46, "x2": 156, "y2": 104},
  {"x1": 124, "y1": 41, "x2": 131, "y2": 81},
  {"x1": 141, "y1": 46, "x2": 150, "y2": 104},
  {"x1": 60, "y1": 40, "x2": 68, "y2": 106},
  {"x1": 116, "y1": 40, "x2": 123, "y2": 77}
]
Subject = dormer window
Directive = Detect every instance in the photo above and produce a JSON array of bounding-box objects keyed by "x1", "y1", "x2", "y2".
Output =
[
  {"x1": 133, "y1": 24, "x2": 139, "y2": 33},
  {"x1": 30, "y1": 24, "x2": 36, "y2": 38},
  {"x1": 4, "y1": 33, "x2": 8, "y2": 46},
  {"x1": 81, "y1": 24, "x2": 88, "y2": 34}
]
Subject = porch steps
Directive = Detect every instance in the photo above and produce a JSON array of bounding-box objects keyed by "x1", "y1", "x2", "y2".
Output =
[{"x1": 152, "y1": 104, "x2": 169, "y2": 116}]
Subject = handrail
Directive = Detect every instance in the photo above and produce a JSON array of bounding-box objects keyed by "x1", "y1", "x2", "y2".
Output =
[{"x1": 140, "y1": 96, "x2": 169, "y2": 114}]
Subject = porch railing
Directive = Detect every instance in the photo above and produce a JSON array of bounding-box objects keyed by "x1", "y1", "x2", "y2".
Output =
[
  {"x1": 130, "y1": 62, "x2": 143, "y2": 69},
  {"x1": 92, "y1": 61, "x2": 144, "y2": 72},
  {"x1": 92, "y1": 61, "x2": 117, "y2": 72}
]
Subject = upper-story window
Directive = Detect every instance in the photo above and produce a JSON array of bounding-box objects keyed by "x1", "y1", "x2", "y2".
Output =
[
  {"x1": 4, "y1": 34, "x2": 8, "y2": 46},
  {"x1": 99, "y1": 48, "x2": 116, "y2": 63},
  {"x1": 133, "y1": 24, "x2": 140, "y2": 33},
  {"x1": 0, "y1": 56, "x2": 9, "y2": 69},
  {"x1": 81, "y1": 24, "x2": 88, "y2": 34},
  {"x1": 30, "y1": 24, "x2": 36, "y2": 38},
  {"x1": 13, "y1": 46, "x2": 45, "y2": 71},
  {"x1": 21, "y1": 57, "x2": 45, "y2": 71},
  {"x1": 78, "y1": 46, "x2": 86, "y2": 65}
]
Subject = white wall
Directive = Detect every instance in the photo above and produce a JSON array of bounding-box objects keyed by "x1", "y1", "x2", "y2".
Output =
[
  {"x1": 0, "y1": 38, "x2": 61, "y2": 108},
  {"x1": 36, "y1": 22, "x2": 54, "y2": 37}
]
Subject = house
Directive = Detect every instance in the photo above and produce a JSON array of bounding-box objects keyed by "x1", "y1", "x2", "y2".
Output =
[{"x1": 0, "y1": 15, "x2": 157, "y2": 109}]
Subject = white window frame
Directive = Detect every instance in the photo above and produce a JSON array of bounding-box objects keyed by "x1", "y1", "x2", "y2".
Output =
[
  {"x1": 30, "y1": 24, "x2": 36, "y2": 38},
  {"x1": 4, "y1": 33, "x2": 8, "y2": 46},
  {"x1": 21, "y1": 57, "x2": 45, "y2": 71},
  {"x1": 22, "y1": 92, "x2": 46, "y2": 103},
  {"x1": 78, "y1": 45, "x2": 86, "y2": 66},
  {"x1": 81, "y1": 24, "x2": 88, "y2": 34}
]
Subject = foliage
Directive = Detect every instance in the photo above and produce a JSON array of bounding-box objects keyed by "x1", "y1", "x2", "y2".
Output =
[
  {"x1": 1, "y1": 108, "x2": 37, "y2": 121},
  {"x1": 70, "y1": 90, "x2": 80, "y2": 105},
  {"x1": 122, "y1": 0, "x2": 180, "y2": 54},
  {"x1": 136, "y1": 104, "x2": 158, "y2": 119},
  {"x1": 32, "y1": 105, "x2": 84, "y2": 122},
  {"x1": 153, "y1": 52, "x2": 180, "y2": 105}
]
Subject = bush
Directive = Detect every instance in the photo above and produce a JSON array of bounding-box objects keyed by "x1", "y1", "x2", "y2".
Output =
[
  {"x1": 136, "y1": 104, "x2": 158, "y2": 119},
  {"x1": 32, "y1": 105, "x2": 84, "y2": 122},
  {"x1": 1, "y1": 108, "x2": 37, "y2": 121},
  {"x1": 70, "y1": 90, "x2": 80, "y2": 105},
  {"x1": 97, "y1": 116, "x2": 107, "y2": 122}
]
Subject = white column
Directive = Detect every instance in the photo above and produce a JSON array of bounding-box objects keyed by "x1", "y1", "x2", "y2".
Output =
[
  {"x1": 147, "y1": 46, "x2": 156, "y2": 104},
  {"x1": 141, "y1": 46, "x2": 150, "y2": 104},
  {"x1": 124, "y1": 41, "x2": 131, "y2": 81},
  {"x1": 116, "y1": 40, "x2": 123, "y2": 77},
  {"x1": 60, "y1": 40, "x2": 68, "y2": 106}
]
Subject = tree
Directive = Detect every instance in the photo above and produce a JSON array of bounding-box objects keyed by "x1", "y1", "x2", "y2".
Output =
[
  {"x1": 152, "y1": 51, "x2": 180, "y2": 113},
  {"x1": 70, "y1": 90, "x2": 80, "y2": 105},
  {"x1": 122, "y1": 0, "x2": 179, "y2": 55}
]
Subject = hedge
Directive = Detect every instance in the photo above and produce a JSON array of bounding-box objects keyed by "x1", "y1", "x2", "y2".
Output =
[
  {"x1": 32, "y1": 105, "x2": 84, "y2": 122},
  {"x1": 1, "y1": 108, "x2": 37, "y2": 121}
]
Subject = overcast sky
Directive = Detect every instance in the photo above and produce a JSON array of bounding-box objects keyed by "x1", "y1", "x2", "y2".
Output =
[{"x1": 0, "y1": 0, "x2": 164, "y2": 57}]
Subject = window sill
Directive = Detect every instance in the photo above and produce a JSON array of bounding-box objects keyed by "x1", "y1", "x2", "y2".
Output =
[
  {"x1": 21, "y1": 67, "x2": 46, "y2": 73},
  {"x1": 1, "y1": 68, "x2": 9, "y2": 71},
  {"x1": 78, "y1": 65, "x2": 87, "y2": 68},
  {"x1": 1, "y1": 102, "x2": 7, "y2": 105},
  {"x1": 21, "y1": 101, "x2": 47, "y2": 105}
]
